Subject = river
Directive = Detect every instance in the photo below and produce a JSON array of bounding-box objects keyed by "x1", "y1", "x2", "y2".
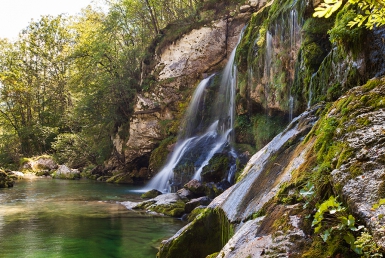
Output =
[{"x1": 0, "y1": 176, "x2": 185, "y2": 258}]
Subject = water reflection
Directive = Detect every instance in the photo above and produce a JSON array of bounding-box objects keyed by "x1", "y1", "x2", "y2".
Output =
[{"x1": 0, "y1": 178, "x2": 184, "y2": 258}]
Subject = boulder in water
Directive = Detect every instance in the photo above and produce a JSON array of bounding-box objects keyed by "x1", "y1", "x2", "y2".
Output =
[
  {"x1": 200, "y1": 153, "x2": 229, "y2": 183},
  {"x1": 141, "y1": 189, "x2": 163, "y2": 199},
  {"x1": 20, "y1": 155, "x2": 58, "y2": 173},
  {"x1": 0, "y1": 169, "x2": 14, "y2": 188},
  {"x1": 52, "y1": 165, "x2": 80, "y2": 180},
  {"x1": 9, "y1": 171, "x2": 24, "y2": 179},
  {"x1": 135, "y1": 193, "x2": 187, "y2": 217},
  {"x1": 184, "y1": 179, "x2": 205, "y2": 197}
]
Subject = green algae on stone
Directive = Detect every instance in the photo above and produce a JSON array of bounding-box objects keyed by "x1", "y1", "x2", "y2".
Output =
[
  {"x1": 187, "y1": 206, "x2": 206, "y2": 222},
  {"x1": 157, "y1": 208, "x2": 233, "y2": 258},
  {"x1": 201, "y1": 153, "x2": 229, "y2": 182},
  {"x1": 141, "y1": 189, "x2": 163, "y2": 199},
  {"x1": 149, "y1": 136, "x2": 176, "y2": 174}
]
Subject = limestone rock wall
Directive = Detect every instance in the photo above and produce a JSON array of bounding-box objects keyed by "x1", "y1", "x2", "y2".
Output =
[{"x1": 112, "y1": 12, "x2": 251, "y2": 172}]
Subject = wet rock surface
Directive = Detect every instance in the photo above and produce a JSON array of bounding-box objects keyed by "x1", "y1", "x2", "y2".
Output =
[
  {"x1": 110, "y1": 12, "x2": 250, "y2": 174},
  {"x1": 329, "y1": 84, "x2": 385, "y2": 249},
  {"x1": 156, "y1": 104, "x2": 322, "y2": 257}
]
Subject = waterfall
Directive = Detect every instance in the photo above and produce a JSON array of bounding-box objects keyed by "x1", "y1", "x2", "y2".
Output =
[
  {"x1": 265, "y1": 31, "x2": 273, "y2": 80},
  {"x1": 289, "y1": 95, "x2": 294, "y2": 121},
  {"x1": 143, "y1": 32, "x2": 243, "y2": 193},
  {"x1": 307, "y1": 72, "x2": 317, "y2": 108}
]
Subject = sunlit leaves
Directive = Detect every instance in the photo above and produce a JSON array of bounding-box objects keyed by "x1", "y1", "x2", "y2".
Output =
[
  {"x1": 313, "y1": 0, "x2": 343, "y2": 18},
  {"x1": 347, "y1": 5, "x2": 385, "y2": 29},
  {"x1": 313, "y1": 0, "x2": 385, "y2": 29}
]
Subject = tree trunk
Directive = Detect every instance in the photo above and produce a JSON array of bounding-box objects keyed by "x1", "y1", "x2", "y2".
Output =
[{"x1": 144, "y1": 0, "x2": 159, "y2": 35}]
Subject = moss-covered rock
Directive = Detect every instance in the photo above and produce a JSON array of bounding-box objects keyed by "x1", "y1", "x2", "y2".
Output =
[
  {"x1": 183, "y1": 179, "x2": 206, "y2": 197},
  {"x1": 0, "y1": 169, "x2": 14, "y2": 188},
  {"x1": 20, "y1": 155, "x2": 58, "y2": 174},
  {"x1": 105, "y1": 172, "x2": 134, "y2": 184},
  {"x1": 141, "y1": 189, "x2": 163, "y2": 199},
  {"x1": 149, "y1": 136, "x2": 176, "y2": 174},
  {"x1": 157, "y1": 208, "x2": 233, "y2": 258},
  {"x1": 201, "y1": 153, "x2": 229, "y2": 183},
  {"x1": 135, "y1": 193, "x2": 187, "y2": 217},
  {"x1": 187, "y1": 206, "x2": 207, "y2": 222}
]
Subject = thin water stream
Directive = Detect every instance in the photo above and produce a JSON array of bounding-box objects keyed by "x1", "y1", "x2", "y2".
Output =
[{"x1": 0, "y1": 177, "x2": 185, "y2": 258}]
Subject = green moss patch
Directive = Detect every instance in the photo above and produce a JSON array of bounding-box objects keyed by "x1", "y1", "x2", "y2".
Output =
[{"x1": 158, "y1": 208, "x2": 233, "y2": 258}]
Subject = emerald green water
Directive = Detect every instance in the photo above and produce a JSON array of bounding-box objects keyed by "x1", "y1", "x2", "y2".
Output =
[{"x1": 0, "y1": 177, "x2": 185, "y2": 258}]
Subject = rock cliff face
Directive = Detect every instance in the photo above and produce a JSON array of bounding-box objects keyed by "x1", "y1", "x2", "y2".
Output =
[
  {"x1": 109, "y1": 10, "x2": 252, "y2": 177},
  {"x1": 158, "y1": 103, "x2": 322, "y2": 258},
  {"x1": 157, "y1": 79, "x2": 385, "y2": 258},
  {"x1": 152, "y1": 0, "x2": 385, "y2": 257}
]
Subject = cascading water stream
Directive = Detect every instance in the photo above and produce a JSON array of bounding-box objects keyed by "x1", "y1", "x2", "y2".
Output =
[
  {"x1": 307, "y1": 72, "x2": 317, "y2": 108},
  {"x1": 192, "y1": 128, "x2": 232, "y2": 180},
  {"x1": 289, "y1": 95, "x2": 294, "y2": 121},
  {"x1": 143, "y1": 30, "x2": 244, "y2": 192},
  {"x1": 145, "y1": 136, "x2": 198, "y2": 192},
  {"x1": 143, "y1": 76, "x2": 215, "y2": 192}
]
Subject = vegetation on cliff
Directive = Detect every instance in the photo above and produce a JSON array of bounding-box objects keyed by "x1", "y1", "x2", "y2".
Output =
[
  {"x1": 153, "y1": 0, "x2": 385, "y2": 256},
  {"x1": 0, "y1": 0, "x2": 243, "y2": 172},
  {"x1": 1, "y1": 0, "x2": 384, "y2": 255}
]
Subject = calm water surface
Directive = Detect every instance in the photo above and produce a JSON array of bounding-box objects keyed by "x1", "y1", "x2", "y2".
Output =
[{"x1": 0, "y1": 177, "x2": 185, "y2": 258}]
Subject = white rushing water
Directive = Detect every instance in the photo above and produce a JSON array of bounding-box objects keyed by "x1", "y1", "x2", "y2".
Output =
[
  {"x1": 307, "y1": 72, "x2": 317, "y2": 108},
  {"x1": 143, "y1": 30, "x2": 244, "y2": 192},
  {"x1": 289, "y1": 95, "x2": 294, "y2": 121},
  {"x1": 219, "y1": 109, "x2": 313, "y2": 221}
]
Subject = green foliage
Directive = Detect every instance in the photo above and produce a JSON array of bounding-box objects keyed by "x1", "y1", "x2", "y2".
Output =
[
  {"x1": 0, "y1": 131, "x2": 21, "y2": 169},
  {"x1": 328, "y1": 7, "x2": 365, "y2": 47},
  {"x1": 0, "y1": 0, "x2": 208, "y2": 170},
  {"x1": 299, "y1": 182, "x2": 315, "y2": 208},
  {"x1": 313, "y1": 0, "x2": 343, "y2": 19},
  {"x1": 51, "y1": 133, "x2": 102, "y2": 167},
  {"x1": 0, "y1": 15, "x2": 72, "y2": 156},
  {"x1": 314, "y1": 0, "x2": 385, "y2": 29},
  {"x1": 354, "y1": 231, "x2": 383, "y2": 257},
  {"x1": 312, "y1": 196, "x2": 364, "y2": 254},
  {"x1": 347, "y1": 0, "x2": 385, "y2": 29}
]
